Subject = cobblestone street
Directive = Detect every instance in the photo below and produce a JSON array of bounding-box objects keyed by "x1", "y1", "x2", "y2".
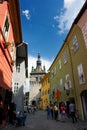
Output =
[{"x1": 1, "y1": 110, "x2": 87, "y2": 130}]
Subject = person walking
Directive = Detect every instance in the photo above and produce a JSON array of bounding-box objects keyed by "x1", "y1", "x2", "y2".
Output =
[
  {"x1": 50, "y1": 104, "x2": 54, "y2": 119},
  {"x1": 69, "y1": 101, "x2": 77, "y2": 123},
  {"x1": 54, "y1": 103, "x2": 58, "y2": 121},
  {"x1": 46, "y1": 105, "x2": 50, "y2": 120},
  {"x1": 0, "y1": 95, "x2": 3, "y2": 128},
  {"x1": 60, "y1": 103, "x2": 66, "y2": 122}
]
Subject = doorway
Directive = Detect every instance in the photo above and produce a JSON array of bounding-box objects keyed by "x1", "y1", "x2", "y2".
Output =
[{"x1": 81, "y1": 91, "x2": 87, "y2": 120}]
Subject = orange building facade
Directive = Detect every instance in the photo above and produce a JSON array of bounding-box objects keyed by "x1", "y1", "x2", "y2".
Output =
[{"x1": 0, "y1": 0, "x2": 22, "y2": 101}]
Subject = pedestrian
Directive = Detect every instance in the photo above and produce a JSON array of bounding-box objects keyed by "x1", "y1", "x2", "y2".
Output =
[
  {"x1": 50, "y1": 104, "x2": 54, "y2": 119},
  {"x1": 60, "y1": 103, "x2": 66, "y2": 122},
  {"x1": 46, "y1": 105, "x2": 50, "y2": 120},
  {"x1": 0, "y1": 95, "x2": 3, "y2": 127},
  {"x1": 69, "y1": 101, "x2": 77, "y2": 123},
  {"x1": 8, "y1": 101, "x2": 16, "y2": 124},
  {"x1": 2, "y1": 100, "x2": 8, "y2": 126},
  {"x1": 54, "y1": 102, "x2": 58, "y2": 121}
]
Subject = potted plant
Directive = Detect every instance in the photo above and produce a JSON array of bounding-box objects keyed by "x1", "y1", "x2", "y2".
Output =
[
  {"x1": 11, "y1": 59, "x2": 15, "y2": 65},
  {"x1": 4, "y1": 42, "x2": 11, "y2": 48}
]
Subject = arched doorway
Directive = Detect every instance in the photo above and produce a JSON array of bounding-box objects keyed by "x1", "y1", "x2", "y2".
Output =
[
  {"x1": 81, "y1": 90, "x2": 87, "y2": 120},
  {"x1": 32, "y1": 100, "x2": 36, "y2": 106}
]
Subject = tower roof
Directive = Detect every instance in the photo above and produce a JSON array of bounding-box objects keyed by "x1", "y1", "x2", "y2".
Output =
[
  {"x1": 30, "y1": 52, "x2": 46, "y2": 74},
  {"x1": 36, "y1": 52, "x2": 41, "y2": 68}
]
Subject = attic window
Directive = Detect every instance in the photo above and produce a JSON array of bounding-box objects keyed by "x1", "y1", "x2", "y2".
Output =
[{"x1": 3, "y1": 16, "x2": 9, "y2": 39}]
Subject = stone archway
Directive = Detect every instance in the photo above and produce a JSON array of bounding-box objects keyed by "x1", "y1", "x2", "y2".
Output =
[
  {"x1": 81, "y1": 90, "x2": 87, "y2": 120},
  {"x1": 32, "y1": 100, "x2": 37, "y2": 106}
]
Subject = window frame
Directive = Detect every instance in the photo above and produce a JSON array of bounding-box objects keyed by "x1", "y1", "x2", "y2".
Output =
[
  {"x1": 3, "y1": 16, "x2": 9, "y2": 40},
  {"x1": 72, "y1": 35, "x2": 79, "y2": 52}
]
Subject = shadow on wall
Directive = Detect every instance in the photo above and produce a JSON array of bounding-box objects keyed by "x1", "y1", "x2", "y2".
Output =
[
  {"x1": 0, "y1": 69, "x2": 11, "y2": 89},
  {"x1": 13, "y1": 85, "x2": 24, "y2": 111},
  {"x1": 0, "y1": 69, "x2": 4, "y2": 88},
  {"x1": 0, "y1": 69, "x2": 6, "y2": 99},
  {"x1": 0, "y1": 69, "x2": 12, "y2": 103},
  {"x1": 30, "y1": 92, "x2": 40, "y2": 106}
]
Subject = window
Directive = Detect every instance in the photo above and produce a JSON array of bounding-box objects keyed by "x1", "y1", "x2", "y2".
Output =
[
  {"x1": 54, "y1": 67, "x2": 56, "y2": 75},
  {"x1": 73, "y1": 35, "x2": 79, "y2": 52},
  {"x1": 45, "y1": 90, "x2": 47, "y2": 95},
  {"x1": 3, "y1": 16, "x2": 9, "y2": 40},
  {"x1": 51, "y1": 70, "x2": 54, "y2": 78},
  {"x1": 36, "y1": 77, "x2": 38, "y2": 82},
  {"x1": 14, "y1": 82, "x2": 19, "y2": 94},
  {"x1": 10, "y1": 42, "x2": 15, "y2": 60},
  {"x1": 60, "y1": 79, "x2": 63, "y2": 91},
  {"x1": 16, "y1": 64, "x2": 20, "y2": 72},
  {"x1": 81, "y1": 22, "x2": 87, "y2": 48},
  {"x1": 77, "y1": 64, "x2": 85, "y2": 84},
  {"x1": 59, "y1": 59, "x2": 62, "y2": 69},
  {"x1": 63, "y1": 51, "x2": 67, "y2": 64},
  {"x1": 65, "y1": 74, "x2": 71, "y2": 89},
  {"x1": 48, "y1": 89, "x2": 50, "y2": 94}
]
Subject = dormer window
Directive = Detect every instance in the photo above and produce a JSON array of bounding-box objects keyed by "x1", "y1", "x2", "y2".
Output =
[
  {"x1": 3, "y1": 16, "x2": 9, "y2": 40},
  {"x1": 16, "y1": 64, "x2": 20, "y2": 73},
  {"x1": 73, "y1": 35, "x2": 79, "y2": 52}
]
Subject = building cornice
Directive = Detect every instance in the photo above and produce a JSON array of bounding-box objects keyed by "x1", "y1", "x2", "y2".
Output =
[{"x1": 8, "y1": 0, "x2": 22, "y2": 44}]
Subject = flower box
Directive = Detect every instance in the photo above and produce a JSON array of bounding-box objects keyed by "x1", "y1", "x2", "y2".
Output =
[{"x1": 4, "y1": 42, "x2": 11, "y2": 48}]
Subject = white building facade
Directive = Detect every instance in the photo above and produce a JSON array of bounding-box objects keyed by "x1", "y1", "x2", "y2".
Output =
[
  {"x1": 29, "y1": 53, "x2": 46, "y2": 106},
  {"x1": 12, "y1": 42, "x2": 28, "y2": 111}
]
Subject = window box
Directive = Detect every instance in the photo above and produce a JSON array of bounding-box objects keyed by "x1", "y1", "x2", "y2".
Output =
[
  {"x1": 4, "y1": 42, "x2": 11, "y2": 49},
  {"x1": 11, "y1": 59, "x2": 15, "y2": 65}
]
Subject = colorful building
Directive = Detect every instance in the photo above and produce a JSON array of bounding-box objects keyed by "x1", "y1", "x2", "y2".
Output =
[
  {"x1": 49, "y1": 1, "x2": 87, "y2": 120},
  {"x1": 49, "y1": 38, "x2": 75, "y2": 107},
  {"x1": 29, "y1": 53, "x2": 46, "y2": 106},
  {"x1": 39, "y1": 73, "x2": 50, "y2": 110},
  {"x1": 12, "y1": 42, "x2": 28, "y2": 111},
  {"x1": 66, "y1": 1, "x2": 87, "y2": 120},
  {"x1": 0, "y1": 0, "x2": 22, "y2": 103}
]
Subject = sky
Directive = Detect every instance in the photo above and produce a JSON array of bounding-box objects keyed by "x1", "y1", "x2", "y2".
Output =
[{"x1": 20, "y1": 0, "x2": 85, "y2": 75}]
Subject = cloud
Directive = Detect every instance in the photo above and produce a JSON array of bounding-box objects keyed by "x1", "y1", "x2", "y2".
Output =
[
  {"x1": 54, "y1": 0, "x2": 85, "y2": 34},
  {"x1": 22, "y1": 10, "x2": 30, "y2": 20},
  {"x1": 28, "y1": 55, "x2": 52, "y2": 75}
]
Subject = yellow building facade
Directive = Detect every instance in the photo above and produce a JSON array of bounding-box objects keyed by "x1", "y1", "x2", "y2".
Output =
[
  {"x1": 49, "y1": 38, "x2": 75, "y2": 107},
  {"x1": 49, "y1": 1, "x2": 87, "y2": 120},
  {"x1": 40, "y1": 73, "x2": 50, "y2": 110}
]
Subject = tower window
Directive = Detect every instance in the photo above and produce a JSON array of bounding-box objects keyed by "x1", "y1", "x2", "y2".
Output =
[
  {"x1": 16, "y1": 64, "x2": 20, "y2": 72},
  {"x1": 36, "y1": 77, "x2": 38, "y2": 82}
]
